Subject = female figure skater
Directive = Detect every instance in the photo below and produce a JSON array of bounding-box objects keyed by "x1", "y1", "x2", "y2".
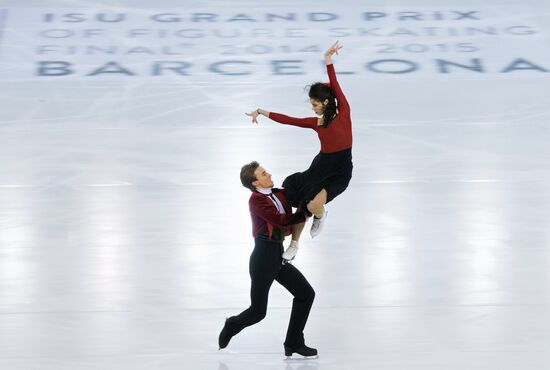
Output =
[{"x1": 246, "y1": 41, "x2": 353, "y2": 238}]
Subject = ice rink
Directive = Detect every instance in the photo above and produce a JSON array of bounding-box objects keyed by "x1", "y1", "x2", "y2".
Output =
[{"x1": 1, "y1": 0, "x2": 550, "y2": 369}]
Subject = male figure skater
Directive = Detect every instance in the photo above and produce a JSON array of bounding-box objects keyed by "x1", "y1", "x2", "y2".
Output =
[{"x1": 218, "y1": 161, "x2": 317, "y2": 358}]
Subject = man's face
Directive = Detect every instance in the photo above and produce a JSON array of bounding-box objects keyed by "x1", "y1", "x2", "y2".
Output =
[{"x1": 252, "y1": 166, "x2": 274, "y2": 189}]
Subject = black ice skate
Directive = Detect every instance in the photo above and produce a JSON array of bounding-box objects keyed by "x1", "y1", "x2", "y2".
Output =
[
  {"x1": 284, "y1": 344, "x2": 318, "y2": 359},
  {"x1": 218, "y1": 318, "x2": 235, "y2": 349}
]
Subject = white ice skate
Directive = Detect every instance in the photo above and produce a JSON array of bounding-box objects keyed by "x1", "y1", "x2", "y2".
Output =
[
  {"x1": 310, "y1": 211, "x2": 328, "y2": 238},
  {"x1": 282, "y1": 240, "x2": 299, "y2": 264}
]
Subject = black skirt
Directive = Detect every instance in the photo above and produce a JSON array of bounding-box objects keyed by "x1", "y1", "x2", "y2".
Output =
[{"x1": 282, "y1": 148, "x2": 353, "y2": 209}]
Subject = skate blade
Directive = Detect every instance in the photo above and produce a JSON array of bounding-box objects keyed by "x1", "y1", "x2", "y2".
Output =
[{"x1": 284, "y1": 355, "x2": 319, "y2": 361}]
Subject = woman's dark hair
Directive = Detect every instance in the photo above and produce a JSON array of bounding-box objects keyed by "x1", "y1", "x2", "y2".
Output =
[
  {"x1": 308, "y1": 82, "x2": 337, "y2": 128},
  {"x1": 240, "y1": 161, "x2": 260, "y2": 191}
]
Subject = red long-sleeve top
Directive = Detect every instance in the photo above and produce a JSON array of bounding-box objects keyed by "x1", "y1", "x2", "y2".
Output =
[
  {"x1": 269, "y1": 63, "x2": 352, "y2": 154},
  {"x1": 249, "y1": 188, "x2": 306, "y2": 239}
]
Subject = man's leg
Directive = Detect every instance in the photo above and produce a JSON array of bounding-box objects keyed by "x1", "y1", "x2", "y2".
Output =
[
  {"x1": 219, "y1": 241, "x2": 280, "y2": 349},
  {"x1": 275, "y1": 263, "x2": 315, "y2": 349},
  {"x1": 219, "y1": 274, "x2": 274, "y2": 348}
]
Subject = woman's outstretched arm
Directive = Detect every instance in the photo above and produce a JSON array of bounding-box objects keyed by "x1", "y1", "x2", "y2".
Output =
[{"x1": 245, "y1": 108, "x2": 316, "y2": 129}]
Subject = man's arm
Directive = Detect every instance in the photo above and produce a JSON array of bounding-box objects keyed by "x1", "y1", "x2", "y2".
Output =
[{"x1": 249, "y1": 196, "x2": 306, "y2": 228}]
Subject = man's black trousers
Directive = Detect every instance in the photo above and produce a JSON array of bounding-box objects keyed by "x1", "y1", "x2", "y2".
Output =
[{"x1": 226, "y1": 235, "x2": 315, "y2": 348}]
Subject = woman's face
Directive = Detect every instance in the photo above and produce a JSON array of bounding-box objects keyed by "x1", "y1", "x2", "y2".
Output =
[{"x1": 310, "y1": 98, "x2": 326, "y2": 116}]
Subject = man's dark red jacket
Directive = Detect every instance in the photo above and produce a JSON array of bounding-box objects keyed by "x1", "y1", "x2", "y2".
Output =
[{"x1": 248, "y1": 188, "x2": 307, "y2": 239}]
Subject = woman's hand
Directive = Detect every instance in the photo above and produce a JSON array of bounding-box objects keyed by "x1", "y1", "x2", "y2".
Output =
[
  {"x1": 324, "y1": 41, "x2": 343, "y2": 63},
  {"x1": 245, "y1": 109, "x2": 260, "y2": 124}
]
